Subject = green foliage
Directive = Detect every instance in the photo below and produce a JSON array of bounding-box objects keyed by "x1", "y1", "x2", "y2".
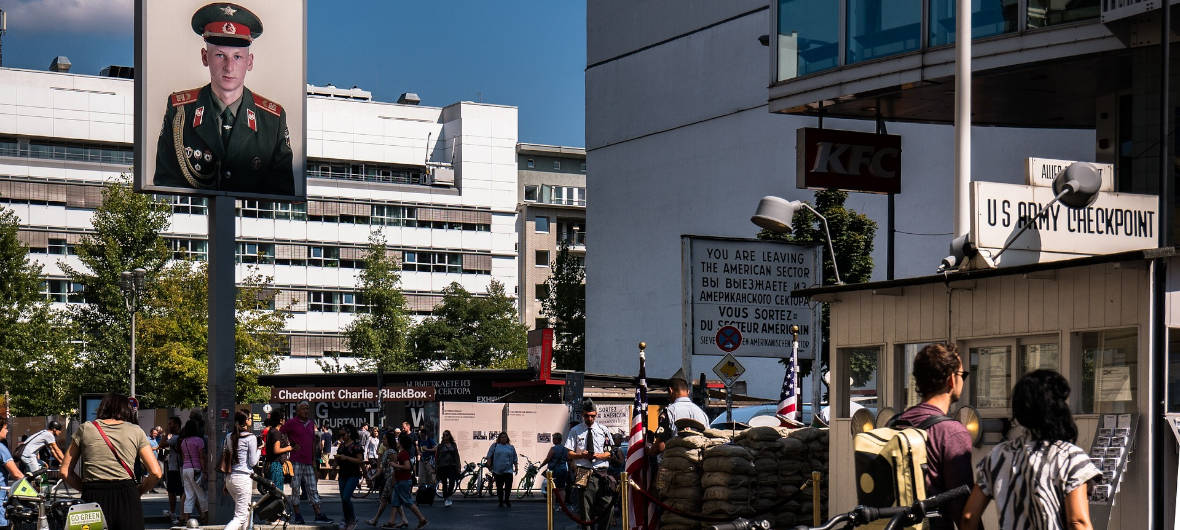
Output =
[
  {"x1": 540, "y1": 240, "x2": 585, "y2": 370},
  {"x1": 0, "y1": 207, "x2": 80, "y2": 415},
  {"x1": 410, "y1": 281, "x2": 528, "y2": 370},
  {"x1": 758, "y1": 190, "x2": 877, "y2": 379},
  {"x1": 330, "y1": 232, "x2": 413, "y2": 373}
]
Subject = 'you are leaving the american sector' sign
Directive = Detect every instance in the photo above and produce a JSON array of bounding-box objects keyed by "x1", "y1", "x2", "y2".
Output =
[{"x1": 683, "y1": 236, "x2": 821, "y2": 359}]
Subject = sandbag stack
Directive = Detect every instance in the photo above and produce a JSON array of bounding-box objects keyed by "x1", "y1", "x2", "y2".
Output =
[
  {"x1": 787, "y1": 428, "x2": 830, "y2": 524},
  {"x1": 734, "y1": 426, "x2": 795, "y2": 525},
  {"x1": 656, "y1": 432, "x2": 709, "y2": 530},
  {"x1": 700, "y1": 442, "x2": 755, "y2": 521}
]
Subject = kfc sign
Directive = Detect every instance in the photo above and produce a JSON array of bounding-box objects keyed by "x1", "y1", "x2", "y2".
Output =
[{"x1": 796, "y1": 128, "x2": 901, "y2": 194}]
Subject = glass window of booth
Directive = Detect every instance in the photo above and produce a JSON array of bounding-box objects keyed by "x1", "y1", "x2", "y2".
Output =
[
  {"x1": 1078, "y1": 328, "x2": 1137, "y2": 414},
  {"x1": 970, "y1": 344, "x2": 1012, "y2": 410},
  {"x1": 898, "y1": 342, "x2": 935, "y2": 409},
  {"x1": 837, "y1": 346, "x2": 882, "y2": 418}
]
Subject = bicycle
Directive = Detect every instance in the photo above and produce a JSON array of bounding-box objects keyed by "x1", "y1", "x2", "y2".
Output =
[
  {"x1": 460, "y1": 458, "x2": 495, "y2": 498},
  {"x1": 515, "y1": 456, "x2": 539, "y2": 498},
  {"x1": 353, "y1": 459, "x2": 385, "y2": 499},
  {"x1": 745, "y1": 484, "x2": 972, "y2": 530},
  {"x1": 3, "y1": 468, "x2": 92, "y2": 530},
  {"x1": 434, "y1": 460, "x2": 476, "y2": 499}
]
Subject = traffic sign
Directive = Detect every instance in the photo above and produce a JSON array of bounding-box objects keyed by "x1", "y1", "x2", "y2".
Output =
[
  {"x1": 716, "y1": 326, "x2": 742, "y2": 353},
  {"x1": 712, "y1": 353, "x2": 746, "y2": 387}
]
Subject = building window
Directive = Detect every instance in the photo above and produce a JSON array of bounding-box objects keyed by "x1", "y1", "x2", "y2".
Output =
[
  {"x1": 47, "y1": 238, "x2": 75, "y2": 255},
  {"x1": 553, "y1": 160, "x2": 561, "y2": 170},
  {"x1": 238, "y1": 200, "x2": 277, "y2": 219},
  {"x1": 535, "y1": 283, "x2": 550, "y2": 301},
  {"x1": 524, "y1": 186, "x2": 539, "y2": 202},
  {"x1": 527, "y1": 159, "x2": 535, "y2": 169},
  {"x1": 535, "y1": 318, "x2": 550, "y2": 330},
  {"x1": 777, "y1": 0, "x2": 839, "y2": 80},
  {"x1": 838, "y1": 346, "x2": 881, "y2": 418},
  {"x1": 41, "y1": 279, "x2": 84, "y2": 304},
  {"x1": 580, "y1": 162, "x2": 586, "y2": 172},
  {"x1": 170, "y1": 239, "x2": 208, "y2": 261},
  {"x1": 1079, "y1": 328, "x2": 1137, "y2": 414},
  {"x1": 161, "y1": 195, "x2": 208, "y2": 215},
  {"x1": 535, "y1": 216, "x2": 550, "y2": 233},
  {"x1": 274, "y1": 202, "x2": 307, "y2": 221},
  {"x1": 928, "y1": 0, "x2": 1017, "y2": 47},
  {"x1": 1027, "y1": 0, "x2": 1099, "y2": 28},
  {"x1": 402, "y1": 251, "x2": 462, "y2": 273},
  {"x1": 308, "y1": 246, "x2": 340, "y2": 268},
  {"x1": 236, "y1": 242, "x2": 275, "y2": 264},
  {"x1": 372, "y1": 205, "x2": 417, "y2": 227},
  {"x1": 846, "y1": 0, "x2": 922, "y2": 64},
  {"x1": 308, "y1": 291, "x2": 338, "y2": 312},
  {"x1": 535, "y1": 250, "x2": 550, "y2": 267}
]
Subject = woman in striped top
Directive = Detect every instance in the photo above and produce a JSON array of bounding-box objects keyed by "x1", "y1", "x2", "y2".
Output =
[{"x1": 961, "y1": 370, "x2": 1100, "y2": 530}]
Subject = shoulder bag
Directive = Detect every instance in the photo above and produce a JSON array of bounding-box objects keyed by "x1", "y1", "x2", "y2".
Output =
[
  {"x1": 217, "y1": 433, "x2": 235, "y2": 474},
  {"x1": 91, "y1": 420, "x2": 138, "y2": 483}
]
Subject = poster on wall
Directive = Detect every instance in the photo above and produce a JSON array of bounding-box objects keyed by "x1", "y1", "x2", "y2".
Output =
[
  {"x1": 135, "y1": 0, "x2": 307, "y2": 199},
  {"x1": 438, "y1": 402, "x2": 507, "y2": 472},
  {"x1": 505, "y1": 404, "x2": 573, "y2": 488},
  {"x1": 594, "y1": 403, "x2": 633, "y2": 440}
]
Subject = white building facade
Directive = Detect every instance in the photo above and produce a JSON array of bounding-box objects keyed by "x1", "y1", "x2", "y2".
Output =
[{"x1": 0, "y1": 66, "x2": 519, "y2": 374}]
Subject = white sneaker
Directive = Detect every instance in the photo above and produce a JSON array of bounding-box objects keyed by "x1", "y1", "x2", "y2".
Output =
[{"x1": 444, "y1": 498, "x2": 452, "y2": 507}]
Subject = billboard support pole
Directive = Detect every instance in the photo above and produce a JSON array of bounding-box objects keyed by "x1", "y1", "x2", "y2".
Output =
[{"x1": 206, "y1": 194, "x2": 237, "y2": 521}]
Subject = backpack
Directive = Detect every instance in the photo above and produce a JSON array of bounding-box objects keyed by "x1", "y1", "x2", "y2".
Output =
[{"x1": 853, "y1": 414, "x2": 955, "y2": 527}]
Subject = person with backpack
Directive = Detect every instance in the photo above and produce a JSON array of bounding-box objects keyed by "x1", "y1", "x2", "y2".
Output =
[
  {"x1": 17, "y1": 420, "x2": 64, "y2": 473},
  {"x1": 960, "y1": 370, "x2": 1100, "y2": 530},
  {"x1": 888, "y1": 343, "x2": 974, "y2": 529}
]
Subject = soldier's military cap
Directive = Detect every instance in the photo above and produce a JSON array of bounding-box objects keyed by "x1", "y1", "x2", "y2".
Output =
[{"x1": 191, "y1": 3, "x2": 263, "y2": 47}]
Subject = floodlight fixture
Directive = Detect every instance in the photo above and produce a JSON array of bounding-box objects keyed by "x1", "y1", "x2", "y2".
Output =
[{"x1": 751, "y1": 196, "x2": 842, "y2": 284}]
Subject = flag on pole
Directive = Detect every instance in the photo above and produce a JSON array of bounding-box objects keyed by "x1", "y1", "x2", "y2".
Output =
[
  {"x1": 626, "y1": 348, "x2": 652, "y2": 529},
  {"x1": 778, "y1": 338, "x2": 800, "y2": 426}
]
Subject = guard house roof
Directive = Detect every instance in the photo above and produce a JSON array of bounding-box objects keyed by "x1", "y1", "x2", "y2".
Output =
[{"x1": 793, "y1": 247, "x2": 1177, "y2": 298}]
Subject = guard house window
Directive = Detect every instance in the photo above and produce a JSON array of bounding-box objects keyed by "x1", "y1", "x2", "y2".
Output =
[
  {"x1": 1079, "y1": 328, "x2": 1138, "y2": 414},
  {"x1": 898, "y1": 342, "x2": 935, "y2": 409},
  {"x1": 838, "y1": 346, "x2": 881, "y2": 418},
  {"x1": 535, "y1": 216, "x2": 550, "y2": 233},
  {"x1": 524, "y1": 186, "x2": 539, "y2": 202},
  {"x1": 535, "y1": 250, "x2": 550, "y2": 267},
  {"x1": 1019, "y1": 341, "x2": 1060, "y2": 374},
  {"x1": 969, "y1": 343, "x2": 1013, "y2": 410}
]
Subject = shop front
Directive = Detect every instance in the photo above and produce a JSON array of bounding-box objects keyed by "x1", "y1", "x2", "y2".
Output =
[{"x1": 796, "y1": 249, "x2": 1178, "y2": 530}]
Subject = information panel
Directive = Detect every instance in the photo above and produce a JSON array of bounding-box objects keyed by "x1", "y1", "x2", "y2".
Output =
[{"x1": 683, "y1": 236, "x2": 821, "y2": 359}]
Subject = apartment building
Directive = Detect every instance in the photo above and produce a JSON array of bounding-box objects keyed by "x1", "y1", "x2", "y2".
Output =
[{"x1": 0, "y1": 65, "x2": 519, "y2": 374}]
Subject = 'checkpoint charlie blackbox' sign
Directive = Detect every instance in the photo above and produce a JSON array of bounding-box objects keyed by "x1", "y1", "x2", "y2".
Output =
[{"x1": 682, "y1": 236, "x2": 821, "y2": 359}]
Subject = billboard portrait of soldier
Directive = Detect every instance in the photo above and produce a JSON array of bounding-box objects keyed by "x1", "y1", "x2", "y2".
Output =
[{"x1": 135, "y1": 0, "x2": 306, "y2": 200}]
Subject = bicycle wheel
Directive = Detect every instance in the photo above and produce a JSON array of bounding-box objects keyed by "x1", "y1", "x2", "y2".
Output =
[
  {"x1": 460, "y1": 473, "x2": 480, "y2": 497},
  {"x1": 516, "y1": 474, "x2": 534, "y2": 498},
  {"x1": 483, "y1": 473, "x2": 495, "y2": 497},
  {"x1": 354, "y1": 470, "x2": 377, "y2": 499}
]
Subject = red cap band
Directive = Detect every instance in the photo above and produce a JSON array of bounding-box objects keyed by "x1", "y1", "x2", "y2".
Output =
[{"x1": 203, "y1": 21, "x2": 252, "y2": 42}]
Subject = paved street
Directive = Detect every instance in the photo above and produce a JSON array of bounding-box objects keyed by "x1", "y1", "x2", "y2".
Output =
[{"x1": 138, "y1": 481, "x2": 599, "y2": 530}]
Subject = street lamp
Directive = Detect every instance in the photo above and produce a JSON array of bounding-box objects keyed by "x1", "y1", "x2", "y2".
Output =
[
  {"x1": 119, "y1": 267, "x2": 147, "y2": 398},
  {"x1": 751, "y1": 195, "x2": 842, "y2": 284}
]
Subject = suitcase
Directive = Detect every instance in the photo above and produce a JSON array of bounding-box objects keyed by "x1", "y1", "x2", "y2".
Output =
[{"x1": 415, "y1": 483, "x2": 436, "y2": 505}]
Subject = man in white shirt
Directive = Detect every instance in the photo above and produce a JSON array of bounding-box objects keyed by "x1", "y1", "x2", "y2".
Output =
[
  {"x1": 564, "y1": 399, "x2": 614, "y2": 530},
  {"x1": 652, "y1": 377, "x2": 710, "y2": 455},
  {"x1": 19, "y1": 421, "x2": 64, "y2": 473}
]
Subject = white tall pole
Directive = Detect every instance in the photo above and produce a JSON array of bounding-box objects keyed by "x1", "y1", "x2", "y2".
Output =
[{"x1": 954, "y1": 0, "x2": 972, "y2": 238}]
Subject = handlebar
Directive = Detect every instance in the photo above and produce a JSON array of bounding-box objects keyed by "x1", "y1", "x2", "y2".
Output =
[
  {"x1": 709, "y1": 518, "x2": 772, "y2": 530},
  {"x1": 793, "y1": 485, "x2": 972, "y2": 530}
]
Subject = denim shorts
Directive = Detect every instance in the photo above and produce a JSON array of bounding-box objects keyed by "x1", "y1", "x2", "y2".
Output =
[{"x1": 389, "y1": 479, "x2": 414, "y2": 507}]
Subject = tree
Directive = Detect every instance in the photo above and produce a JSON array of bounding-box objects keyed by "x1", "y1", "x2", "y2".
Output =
[
  {"x1": 758, "y1": 189, "x2": 877, "y2": 382},
  {"x1": 410, "y1": 281, "x2": 528, "y2": 370},
  {"x1": 324, "y1": 232, "x2": 413, "y2": 373},
  {"x1": 60, "y1": 176, "x2": 172, "y2": 401},
  {"x1": 540, "y1": 240, "x2": 585, "y2": 369},
  {"x1": 0, "y1": 207, "x2": 80, "y2": 415}
]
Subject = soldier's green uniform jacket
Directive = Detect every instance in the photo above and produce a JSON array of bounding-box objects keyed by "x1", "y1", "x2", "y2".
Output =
[{"x1": 154, "y1": 84, "x2": 293, "y2": 195}]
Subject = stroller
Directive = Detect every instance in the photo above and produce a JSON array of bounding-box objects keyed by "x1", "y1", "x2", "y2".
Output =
[{"x1": 248, "y1": 470, "x2": 290, "y2": 528}]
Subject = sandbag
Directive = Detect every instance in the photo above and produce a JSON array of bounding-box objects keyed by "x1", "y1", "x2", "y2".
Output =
[
  {"x1": 663, "y1": 446, "x2": 702, "y2": 461},
  {"x1": 704, "y1": 444, "x2": 752, "y2": 459},
  {"x1": 702, "y1": 500, "x2": 749, "y2": 516},
  {"x1": 701, "y1": 473, "x2": 750, "y2": 489},
  {"x1": 661, "y1": 456, "x2": 700, "y2": 473},
  {"x1": 703, "y1": 456, "x2": 754, "y2": 474},
  {"x1": 667, "y1": 434, "x2": 710, "y2": 450}
]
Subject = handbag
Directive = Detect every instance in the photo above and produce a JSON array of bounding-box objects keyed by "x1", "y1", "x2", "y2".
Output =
[
  {"x1": 91, "y1": 421, "x2": 138, "y2": 483},
  {"x1": 282, "y1": 459, "x2": 294, "y2": 478},
  {"x1": 217, "y1": 434, "x2": 234, "y2": 474}
]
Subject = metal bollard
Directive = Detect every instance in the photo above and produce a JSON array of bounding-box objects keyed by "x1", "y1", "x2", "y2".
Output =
[
  {"x1": 546, "y1": 470, "x2": 554, "y2": 530},
  {"x1": 620, "y1": 471, "x2": 629, "y2": 530},
  {"x1": 812, "y1": 471, "x2": 822, "y2": 526}
]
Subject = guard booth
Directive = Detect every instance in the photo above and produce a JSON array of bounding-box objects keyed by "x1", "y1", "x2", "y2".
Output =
[{"x1": 795, "y1": 248, "x2": 1180, "y2": 530}]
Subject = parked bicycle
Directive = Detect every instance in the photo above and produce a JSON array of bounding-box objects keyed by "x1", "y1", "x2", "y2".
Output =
[
  {"x1": 515, "y1": 456, "x2": 540, "y2": 498},
  {"x1": 353, "y1": 458, "x2": 385, "y2": 499},
  {"x1": 3, "y1": 468, "x2": 91, "y2": 530},
  {"x1": 460, "y1": 457, "x2": 495, "y2": 498}
]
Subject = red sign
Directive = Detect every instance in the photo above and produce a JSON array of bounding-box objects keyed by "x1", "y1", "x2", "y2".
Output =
[
  {"x1": 796, "y1": 127, "x2": 901, "y2": 194},
  {"x1": 527, "y1": 328, "x2": 554, "y2": 380},
  {"x1": 716, "y1": 326, "x2": 742, "y2": 352}
]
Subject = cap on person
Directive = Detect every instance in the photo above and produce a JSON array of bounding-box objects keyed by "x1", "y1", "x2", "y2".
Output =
[
  {"x1": 191, "y1": 3, "x2": 263, "y2": 47},
  {"x1": 581, "y1": 398, "x2": 597, "y2": 413}
]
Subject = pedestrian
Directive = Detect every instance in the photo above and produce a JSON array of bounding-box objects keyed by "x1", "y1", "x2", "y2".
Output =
[
  {"x1": 163, "y1": 416, "x2": 185, "y2": 525},
  {"x1": 18, "y1": 419, "x2": 65, "y2": 473},
  {"x1": 386, "y1": 432, "x2": 428, "y2": 528},
  {"x1": 178, "y1": 418, "x2": 209, "y2": 525},
  {"x1": 366, "y1": 430, "x2": 402, "y2": 526},
  {"x1": 365, "y1": 426, "x2": 380, "y2": 462},
  {"x1": 652, "y1": 377, "x2": 709, "y2": 455},
  {"x1": 486, "y1": 432, "x2": 518, "y2": 508},
  {"x1": 60, "y1": 392, "x2": 162, "y2": 530},
  {"x1": 281, "y1": 400, "x2": 331, "y2": 524},
  {"x1": 263, "y1": 412, "x2": 292, "y2": 503},
  {"x1": 333, "y1": 424, "x2": 365, "y2": 530},
  {"x1": 892, "y1": 343, "x2": 974, "y2": 528},
  {"x1": 435, "y1": 430, "x2": 461, "y2": 507},
  {"x1": 539, "y1": 432, "x2": 569, "y2": 499},
  {"x1": 223, "y1": 410, "x2": 259, "y2": 530},
  {"x1": 0, "y1": 417, "x2": 26, "y2": 528},
  {"x1": 565, "y1": 398, "x2": 614, "y2": 530},
  {"x1": 319, "y1": 425, "x2": 334, "y2": 476},
  {"x1": 417, "y1": 425, "x2": 437, "y2": 489},
  {"x1": 961, "y1": 370, "x2": 1101, "y2": 530}
]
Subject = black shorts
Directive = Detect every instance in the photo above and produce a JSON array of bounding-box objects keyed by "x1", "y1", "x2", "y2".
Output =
[{"x1": 167, "y1": 470, "x2": 183, "y2": 496}]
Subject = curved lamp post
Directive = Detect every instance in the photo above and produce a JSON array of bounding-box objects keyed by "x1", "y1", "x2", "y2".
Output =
[{"x1": 751, "y1": 195, "x2": 842, "y2": 285}]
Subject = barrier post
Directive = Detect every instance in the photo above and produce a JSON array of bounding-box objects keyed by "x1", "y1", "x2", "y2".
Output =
[
  {"x1": 620, "y1": 471, "x2": 630, "y2": 530},
  {"x1": 812, "y1": 471, "x2": 822, "y2": 526},
  {"x1": 546, "y1": 470, "x2": 554, "y2": 530}
]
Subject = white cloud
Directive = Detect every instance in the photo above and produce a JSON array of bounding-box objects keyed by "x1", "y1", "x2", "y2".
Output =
[{"x1": 3, "y1": 0, "x2": 134, "y2": 35}]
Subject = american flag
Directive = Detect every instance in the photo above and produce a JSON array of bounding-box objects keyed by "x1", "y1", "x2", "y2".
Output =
[
  {"x1": 625, "y1": 350, "x2": 652, "y2": 529},
  {"x1": 778, "y1": 346, "x2": 799, "y2": 425}
]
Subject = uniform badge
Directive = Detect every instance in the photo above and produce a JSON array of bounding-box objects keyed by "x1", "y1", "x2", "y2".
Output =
[
  {"x1": 194, "y1": 163, "x2": 202, "y2": 171},
  {"x1": 194, "y1": 149, "x2": 202, "y2": 159},
  {"x1": 283, "y1": 125, "x2": 291, "y2": 148},
  {"x1": 221, "y1": 5, "x2": 237, "y2": 15},
  {"x1": 223, "y1": 22, "x2": 237, "y2": 34},
  {"x1": 193, "y1": 106, "x2": 205, "y2": 128},
  {"x1": 251, "y1": 156, "x2": 262, "y2": 170},
  {"x1": 246, "y1": 109, "x2": 257, "y2": 132},
  {"x1": 185, "y1": 147, "x2": 193, "y2": 159},
  {"x1": 204, "y1": 152, "x2": 213, "y2": 162}
]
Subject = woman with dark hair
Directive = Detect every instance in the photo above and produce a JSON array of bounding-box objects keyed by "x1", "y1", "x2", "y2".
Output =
[
  {"x1": 61, "y1": 392, "x2": 162, "y2": 530},
  {"x1": 961, "y1": 370, "x2": 1101, "y2": 530},
  {"x1": 539, "y1": 432, "x2": 568, "y2": 496},
  {"x1": 485, "y1": 431, "x2": 518, "y2": 508},
  {"x1": 367, "y1": 430, "x2": 400, "y2": 526},
  {"x1": 387, "y1": 433, "x2": 428, "y2": 528},
  {"x1": 435, "y1": 430, "x2": 461, "y2": 506},
  {"x1": 224, "y1": 410, "x2": 259, "y2": 530},
  {"x1": 334, "y1": 424, "x2": 365, "y2": 530},
  {"x1": 264, "y1": 411, "x2": 292, "y2": 495},
  {"x1": 178, "y1": 418, "x2": 209, "y2": 524}
]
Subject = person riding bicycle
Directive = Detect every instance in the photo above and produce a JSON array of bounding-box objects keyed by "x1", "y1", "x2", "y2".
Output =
[{"x1": 18, "y1": 420, "x2": 64, "y2": 473}]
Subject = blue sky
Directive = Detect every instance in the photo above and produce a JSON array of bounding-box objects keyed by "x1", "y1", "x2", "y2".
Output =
[{"x1": 0, "y1": 0, "x2": 586, "y2": 147}]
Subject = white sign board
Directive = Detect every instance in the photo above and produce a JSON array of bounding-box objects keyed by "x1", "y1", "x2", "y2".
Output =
[
  {"x1": 712, "y1": 353, "x2": 746, "y2": 387},
  {"x1": 683, "y1": 236, "x2": 821, "y2": 359},
  {"x1": 594, "y1": 404, "x2": 634, "y2": 439},
  {"x1": 972, "y1": 182, "x2": 1158, "y2": 255},
  {"x1": 1027, "y1": 158, "x2": 1114, "y2": 191}
]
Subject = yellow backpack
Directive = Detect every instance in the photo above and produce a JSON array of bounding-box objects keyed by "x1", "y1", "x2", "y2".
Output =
[{"x1": 853, "y1": 415, "x2": 953, "y2": 529}]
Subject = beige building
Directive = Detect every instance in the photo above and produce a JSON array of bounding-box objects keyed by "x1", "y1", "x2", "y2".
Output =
[{"x1": 516, "y1": 143, "x2": 585, "y2": 330}]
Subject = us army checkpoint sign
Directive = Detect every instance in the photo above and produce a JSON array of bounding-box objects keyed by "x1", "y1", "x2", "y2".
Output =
[
  {"x1": 713, "y1": 353, "x2": 746, "y2": 388},
  {"x1": 682, "y1": 235, "x2": 821, "y2": 359}
]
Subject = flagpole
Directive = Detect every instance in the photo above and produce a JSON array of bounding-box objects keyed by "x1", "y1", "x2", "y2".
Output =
[{"x1": 791, "y1": 324, "x2": 799, "y2": 422}]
